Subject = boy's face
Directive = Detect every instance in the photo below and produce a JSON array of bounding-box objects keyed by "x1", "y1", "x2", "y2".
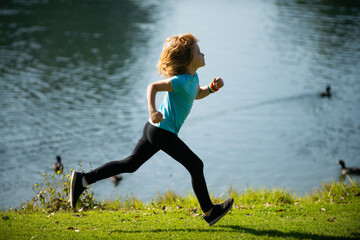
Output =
[{"x1": 190, "y1": 43, "x2": 205, "y2": 69}]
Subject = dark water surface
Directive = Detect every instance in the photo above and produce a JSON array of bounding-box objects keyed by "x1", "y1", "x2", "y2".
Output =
[{"x1": 1, "y1": 0, "x2": 360, "y2": 209}]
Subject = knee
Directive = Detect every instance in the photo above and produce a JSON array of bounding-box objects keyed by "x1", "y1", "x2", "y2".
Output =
[
  {"x1": 125, "y1": 165, "x2": 139, "y2": 174},
  {"x1": 190, "y1": 156, "x2": 204, "y2": 172},
  {"x1": 123, "y1": 155, "x2": 143, "y2": 173},
  {"x1": 124, "y1": 161, "x2": 140, "y2": 174},
  {"x1": 197, "y1": 158, "x2": 204, "y2": 170}
]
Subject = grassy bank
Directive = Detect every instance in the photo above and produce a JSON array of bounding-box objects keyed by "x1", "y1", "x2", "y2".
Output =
[{"x1": 1, "y1": 177, "x2": 360, "y2": 239}]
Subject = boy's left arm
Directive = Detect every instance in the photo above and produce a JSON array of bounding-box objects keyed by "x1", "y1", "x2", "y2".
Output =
[{"x1": 196, "y1": 77, "x2": 224, "y2": 100}]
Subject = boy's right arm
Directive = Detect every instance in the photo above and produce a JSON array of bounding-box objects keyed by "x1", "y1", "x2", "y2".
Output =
[{"x1": 147, "y1": 80, "x2": 174, "y2": 123}]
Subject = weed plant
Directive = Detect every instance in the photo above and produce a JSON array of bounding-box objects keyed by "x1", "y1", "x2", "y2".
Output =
[
  {"x1": 20, "y1": 170, "x2": 97, "y2": 212},
  {"x1": 308, "y1": 176, "x2": 360, "y2": 203}
]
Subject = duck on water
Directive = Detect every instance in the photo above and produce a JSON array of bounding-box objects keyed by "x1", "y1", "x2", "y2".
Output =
[
  {"x1": 337, "y1": 160, "x2": 360, "y2": 176},
  {"x1": 52, "y1": 155, "x2": 63, "y2": 174}
]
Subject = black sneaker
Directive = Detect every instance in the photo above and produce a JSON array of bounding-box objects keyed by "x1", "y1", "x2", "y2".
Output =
[
  {"x1": 70, "y1": 171, "x2": 86, "y2": 209},
  {"x1": 203, "y1": 198, "x2": 234, "y2": 226}
]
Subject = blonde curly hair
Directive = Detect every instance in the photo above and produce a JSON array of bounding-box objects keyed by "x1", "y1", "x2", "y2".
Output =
[{"x1": 156, "y1": 33, "x2": 198, "y2": 78}]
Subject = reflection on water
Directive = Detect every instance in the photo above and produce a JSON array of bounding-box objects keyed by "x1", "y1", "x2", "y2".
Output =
[
  {"x1": 0, "y1": 0, "x2": 159, "y2": 208},
  {"x1": 1, "y1": 0, "x2": 360, "y2": 209}
]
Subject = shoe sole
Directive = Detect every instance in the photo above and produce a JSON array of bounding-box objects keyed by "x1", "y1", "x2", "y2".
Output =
[
  {"x1": 209, "y1": 199, "x2": 234, "y2": 226},
  {"x1": 70, "y1": 171, "x2": 77, "y2": 208}
]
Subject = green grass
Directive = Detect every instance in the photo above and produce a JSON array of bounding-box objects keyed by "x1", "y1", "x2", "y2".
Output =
[
  {"x1": 1, "y1": 178, "x2": 360, "y2": 239},
  {"x1": 1, "y1": 200, "x2": 360, "y2": 239}
]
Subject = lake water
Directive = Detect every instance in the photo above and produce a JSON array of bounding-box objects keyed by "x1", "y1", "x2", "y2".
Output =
[{"x1": 1, "y1": 0, "x2": 360, "y2": 210}]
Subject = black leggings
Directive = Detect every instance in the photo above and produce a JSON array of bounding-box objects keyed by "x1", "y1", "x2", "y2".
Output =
[{"x1": 84, "y1": 122, "x2": 214, "y2": 212}]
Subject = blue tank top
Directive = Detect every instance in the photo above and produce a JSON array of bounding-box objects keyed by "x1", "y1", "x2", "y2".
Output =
[{"x1": 150, "y1": 73, "x2": 199, "y2": 135}]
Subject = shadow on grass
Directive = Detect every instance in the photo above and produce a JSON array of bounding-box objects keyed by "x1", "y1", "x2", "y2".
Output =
[
  {"x1": 221, "y1": 225, "x2": 355, "y2": 240},
  {"x1": 111, "y1": 225, "x2": 355, "y2": 239}
]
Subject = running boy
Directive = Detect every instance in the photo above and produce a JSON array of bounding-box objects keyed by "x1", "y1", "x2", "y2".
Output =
[{"x1": 70, "y1": 33, "x2": 233, "y2": 226}]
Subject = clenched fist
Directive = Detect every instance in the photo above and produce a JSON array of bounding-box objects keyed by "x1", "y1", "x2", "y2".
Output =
[
  {"x1": 150, "y1": 111, "x2": 163, "y2": 123},
  {"x1": 212, "y1": 77, "x2": 224, "y2": 90}
]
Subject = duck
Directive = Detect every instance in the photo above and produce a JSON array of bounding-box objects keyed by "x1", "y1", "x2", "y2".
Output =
[
  {"x1": 319, "y1": 85, "x2": 331, "y2": 98},
  {"x1": 111, "y1": 175, "x2": 123, "y2": 187},
  {"x1": 52, "y1": 155, "x2": 63, "y2": 174},
  {"x1": 337, "y1": 160, "x2": 360, "y2": 175}
]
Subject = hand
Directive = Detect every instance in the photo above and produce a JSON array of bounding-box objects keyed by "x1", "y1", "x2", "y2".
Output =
[
  {"x1": 150, "y1": 111, "x2": 163, "y2": 123},
  {"x1": 213, "y1": 77, "x2": 224, "y2": 90}
]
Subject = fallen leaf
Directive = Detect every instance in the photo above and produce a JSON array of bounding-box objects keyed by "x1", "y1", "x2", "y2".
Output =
[
  {"x1": 191, "y1": 213, "x2": 201, "y2": 217},
  {"x1": 265, "y1": 203, "x2": 275, "y2": 207},
  {"x1": 187, "y1": 207, "x2": 197, "y2": 213},
  {"x1": 275, "y1": 209, "x2": 285, "y2": 212},
  {"x1": 67, "y1": 227, "x2": 79, "y2": 232},
  {"x1": 327, "y1": 217, "x2": 336, "y2": 222},
  {"x1": 320, "y1": 208, "x2": 326, "y2": 212}
]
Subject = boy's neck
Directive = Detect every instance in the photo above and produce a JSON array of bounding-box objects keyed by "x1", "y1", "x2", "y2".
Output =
[{"x1": 184, "y1": 65, "x2": 198, "y2": 76}]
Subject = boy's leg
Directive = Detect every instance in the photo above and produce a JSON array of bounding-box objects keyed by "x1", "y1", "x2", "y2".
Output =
[
  {"x1": 154, "y1": 131, "x2": 234, "y2": 226},
  {"x1": 84, "y1": 136, "x2": 159, "y2": 184},
  {"x1": 85, "y1": 123, "x2": 159, "y2": 184},
  {"x1": 147, "y1": 125, "x2": 213, "y2": 213},
  {"x1": 70, "y1": 123, "x2": 159, "y2": 208}
]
